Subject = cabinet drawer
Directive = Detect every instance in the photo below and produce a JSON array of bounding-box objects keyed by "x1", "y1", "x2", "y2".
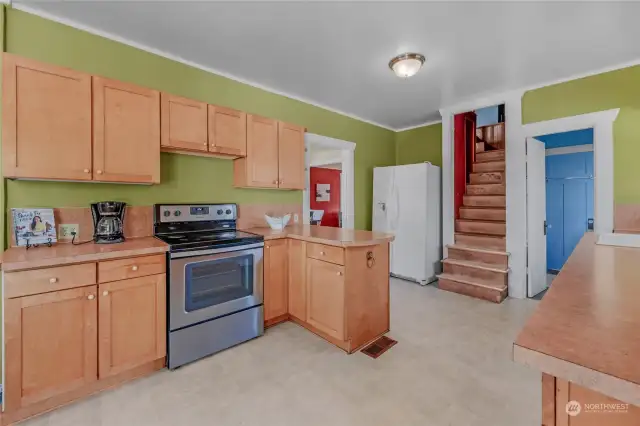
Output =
[
  {"x1": 4, "y1": 263, "x2": 97, "y2": 298},
  {"x1": 307, "y1": 243, "x2": 344, "y2": 265},
  {"x1": 98, "y1": 254, "x2": 166, "y2": 283}
]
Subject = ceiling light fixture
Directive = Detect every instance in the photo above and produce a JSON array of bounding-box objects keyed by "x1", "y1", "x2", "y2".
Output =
[{"x1": 388, "y1": 53, "x2": 426, "y2": 78}]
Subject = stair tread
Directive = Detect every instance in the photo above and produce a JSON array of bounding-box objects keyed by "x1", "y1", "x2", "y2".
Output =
[
  {"x1": 447, "y1": 244, "x2": 510, "y2": 256},
  {"x1": 467, "y1": 183, "x2": 504, "y2": 186},
  {"x1": 441, "y1": 258, "x2": 509, "y2": 273},
  {"x1": 460, "y1": 206, "x2": 506, "y2": 210},
  {"x1": 455, "y1": 232, "x2": 505, "y2": 240},
  {"x1": 456, "y1": 218, "x2": 506, "y2": 224},
  {"x1": 437, "y1": 273, "x2": 507, "y2": 290}
]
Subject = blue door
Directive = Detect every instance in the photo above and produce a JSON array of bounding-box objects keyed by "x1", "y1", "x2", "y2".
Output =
[{"x1": 545, "y1": 152, "x2": 594, "y2": 272}]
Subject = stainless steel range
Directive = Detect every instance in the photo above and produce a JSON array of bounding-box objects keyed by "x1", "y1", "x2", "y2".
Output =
[{"x1": 154, "y1": 203, "x2": 264, "y2": 369}]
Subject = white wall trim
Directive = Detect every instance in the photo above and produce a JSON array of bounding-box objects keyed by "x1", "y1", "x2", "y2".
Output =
[
  {"x1": 12, "y1": 3, "x2": 396, "y2": 132},
  {"x1": 523, "y1": 109, "x2": 619, "y2": 239},
  {"x1": 545, "y1": 144, "x2": 593, "y2": 156},
  {"x1": 440, "y1": 89, "x2": 527, "y2": 299},
  {"x1": 394, "y1": 119, "x2": 442, "y2": 133},
  {"x1": 304, "y1": 133, "x2": 355, "y2": 229}
]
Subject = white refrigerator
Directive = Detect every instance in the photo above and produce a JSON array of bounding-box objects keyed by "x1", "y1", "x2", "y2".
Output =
[{"x1": 373, "y1": 162, "x2": 442, "y2": 285}]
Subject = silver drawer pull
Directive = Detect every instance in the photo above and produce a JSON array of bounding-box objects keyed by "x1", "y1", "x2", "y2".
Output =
[
  {"x1": 49, "y1": 277, "x2": 58, "y2": 284},
  {"x1": 103, "y1": 291, "x2": 109, "y2": 296},
  {"x1": 320, "y1": 251, "x2": 325, "y2": 255},
  {"x1": 131, "y1": 265, "x2": 139, "y2": 271},
  {"x1": 337, "y1": 271, "x2": 343, "y2": 276},
  {"x1": 87, "y1": 294, "x2": 95, "y2": 300}
]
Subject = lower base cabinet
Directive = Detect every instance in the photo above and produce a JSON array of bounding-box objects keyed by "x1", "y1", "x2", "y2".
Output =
[
  {"x1": 543, "y1": 374, "x2": 640, "y2": 426},
  {"x1": 4, "y1": 286, "x2": 98, "y2": 411},
  {"x1": 306, "y1": 258, "x2": 345, "y2": 340},
  {"x1": 264, "y1": 239, "x2": 289, "y2": 324},
  {"x1": 2, "y1": 257, "x2": 167, "y2": 424}
]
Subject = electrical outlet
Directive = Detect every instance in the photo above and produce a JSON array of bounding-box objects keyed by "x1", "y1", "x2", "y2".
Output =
[
  {"x1": 293, "y1": 214, "x2": 299, "y2": 223},
  {"x1": 59, "y1": 224, "x2": 79, "y2": 240}
]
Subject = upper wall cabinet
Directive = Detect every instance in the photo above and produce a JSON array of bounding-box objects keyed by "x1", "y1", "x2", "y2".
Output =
[
  {"x1": 278, "y1": 122, "x2": 305, "y2": 190},
  {"x1": 161, "y1": 93, "x2": 208, "y2": 152},
  {"x1": 2, "y1": 54, "x2": 93, "y2": 180},
  {"x1": 234, "y1": 115, "x2": 305, "y2": 190},
  {"x1": 208, "y1": 105, "x2": 246, "y2": 157},
  {"x1": 93, "y1": 77, "x2": 160, "y2": 184}
]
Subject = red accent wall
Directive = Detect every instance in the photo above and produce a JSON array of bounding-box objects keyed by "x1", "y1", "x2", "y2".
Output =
[{"x1": 310, "y1": 167, "x2": 341, "y2": 227}]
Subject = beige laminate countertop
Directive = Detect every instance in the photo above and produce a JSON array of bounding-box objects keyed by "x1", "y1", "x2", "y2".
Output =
[
  {"x1": 2, "y1": 237, "x2": 169, "y2": 272},
  {"x1": 242, "y1": 225, "x2": 394, "y2": 247},
  {"x1": 514, "y1": 233, "x2": 640, "y2": 406}
]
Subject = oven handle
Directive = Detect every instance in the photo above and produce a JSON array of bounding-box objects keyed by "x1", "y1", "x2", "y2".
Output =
[{"x1": 170, "y1": 242, "x2": 264, "y2": 259}]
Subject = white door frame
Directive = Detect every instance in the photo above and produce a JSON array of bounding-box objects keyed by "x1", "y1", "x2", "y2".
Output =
[
  {"x1": 526, "y1": 137, "x2": 548, "y2": 297},
  {"x1": 440, "y1": 89, "x2": 527, "y2": 298},
  {"x1": 304, "y1": 133, "x2": 356, "y2": 229},
  {"x1": 522, "y1": 109, "x2": 619, "y2": 237}
]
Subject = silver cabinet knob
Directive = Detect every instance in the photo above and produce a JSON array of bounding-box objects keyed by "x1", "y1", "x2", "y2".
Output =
[
  {"x1": 337, "y1": 271, "x2": 343, "y2": 276},
  {"x1": 87, "y1": 294, "x2": 95, "y2": 300},
  {"x1": 96, "y1": 170, "x2": 103, "y2": 175},
  {"x1": 49, "y1": 277, "x2": 58, "y2": 284},
  {"x1": 320, "y1": 251, "x2": 325, "y2": 255},
  {"x1": 273, "y1": 180, "x2": 278, "y2": 184},
  {"x1": 131, "y1": 265, "x2": 139, "y2": 271},
  {"x1": 83, "y1": 168, "x2": 90, "y2": 173},
  {"x1": 103, "y1": 290, "x2": 109, "y2": 296},
  {"x1": 280, "y1": 179, "x2": 284, "y2": 184}
]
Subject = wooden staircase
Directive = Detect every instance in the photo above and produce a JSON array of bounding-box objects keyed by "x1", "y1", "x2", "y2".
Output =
[{"x1": 438, "y1": 148, "x2": 509, "y2": 303}]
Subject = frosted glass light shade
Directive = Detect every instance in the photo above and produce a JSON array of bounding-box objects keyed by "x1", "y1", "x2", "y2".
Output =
[{"x1": 389, "y1": 53, "x2": 426, "y2": 78}]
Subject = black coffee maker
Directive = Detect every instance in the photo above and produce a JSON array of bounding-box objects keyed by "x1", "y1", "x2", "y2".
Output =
[{"x1": 91, "y1": 202, "x2": 126, "y2": 244}]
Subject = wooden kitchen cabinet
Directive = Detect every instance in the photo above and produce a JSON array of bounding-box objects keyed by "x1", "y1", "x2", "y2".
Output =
[
  {"x1": 234, "y1": 115, "x2": 305, "y2": 189},
  {"x1": 93, "y1": 76, "x2": 160, "y2": 183},
  {"x1": 4, "y1": 286, "x2": 98, "y2": 411},
  {"x1": 264, "y1": 239, "x2": 289, "y2": 325},
  {"x1": 277, "y1": 121, "x2": 305, "y2": 190},
  {"x1": 98, "y1": 274, "x2": 166, "y2": 378},
  {"x1": 161, "y1": 93, "x2": 208, "y2": 152},
  {"x1": 2, "y1": 53, "x2": 92, "y2": 180},
  {"x1": 288, "y1": 239, "x2": 307, "y2": 321},
  {"x1": 306, "y1": 258, "x2": 345, "y2": 340},
  {"x1": 209, "y1": 105, "x2": 247, "y2": 156}
]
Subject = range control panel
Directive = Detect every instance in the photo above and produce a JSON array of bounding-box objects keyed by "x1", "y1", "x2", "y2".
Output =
[{"x1": 156, "y1": 204, "x2": 237, "y2": 223}]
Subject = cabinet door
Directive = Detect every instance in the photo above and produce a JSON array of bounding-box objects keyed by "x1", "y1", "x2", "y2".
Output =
[
  {"x1": 98, "y1": 274, "x2": 166, "y2": 378},
  {"x1": 161, "y1": 93, "x2": 208, "y2": 152},
  {"x1": 2, "y1": 53, "x2": 92, "y2": 180},
  {"x1": 4, "y1": 286, "x2": 98, "y2": 411},
  {"x1": 208, "y1": 105, "x2": 246, "y2": 156},
  {"x1": 288, "y1": 239, "x2": 307, "y2": 321},
  {"x1": 277, "y1": 121, "x2": 305, "y2": 190},
  {"x1": 306, "y1": 258, "x2": 345, "y2": 340},
  {"x1": 264, "y1": 239, "x2": 288, "y2": 322},
  {"x1": 93, "y1": 77, "x2": 160, "y2": 183},
  {"x1": 245, "y1": 114, "x2": 279, "y2": 188}
]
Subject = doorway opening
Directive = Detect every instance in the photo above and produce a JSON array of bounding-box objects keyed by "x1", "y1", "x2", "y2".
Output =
[
  {"x1": 526, "y1": 129, "x2": 594, "y2": 299},
  {"x1": 303, "y1": 133, "x2": 355, "y2": 229}
]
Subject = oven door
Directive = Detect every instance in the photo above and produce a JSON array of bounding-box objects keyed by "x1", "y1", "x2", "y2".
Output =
[{"x1": 169, "y1": 243, "x2": 263, "y2": 331}]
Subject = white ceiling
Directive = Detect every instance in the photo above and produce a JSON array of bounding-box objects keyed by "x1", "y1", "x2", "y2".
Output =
[{"x1": 15, "y1": 1, "x2": 640, "y2": 130}]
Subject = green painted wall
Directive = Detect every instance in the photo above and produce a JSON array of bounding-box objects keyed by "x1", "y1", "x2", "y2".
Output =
[
  {"x1": 522, "y1": 65, "x2": 640, "y2": 204},
  {"x1": 4, "y1": 8, "x2": 396, "y2": 231},
  {"x1": 395, "y1": 123, "x2": 442, "y2": 166}
]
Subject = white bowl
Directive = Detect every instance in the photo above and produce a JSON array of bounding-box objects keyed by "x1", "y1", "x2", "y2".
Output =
[{"x1": 265, "y1": 214, "x2": 291, "y2": 230}]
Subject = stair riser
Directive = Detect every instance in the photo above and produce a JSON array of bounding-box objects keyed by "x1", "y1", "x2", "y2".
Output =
[
  {"x1": 447, "y1": 247, "x2": 508, "y2": 266},
  {"x1": 476, "y1": 142, "x2": 486, "y2": 153},
  {"x1": 470, "y1": 172, "x2": 504, "y2": 184},
  {"x1": 460, "y1": 208, "x2": 506, "y2": 221},
  {"x1": 475, "y1": 151, "x2": 505, "y2": 163},
  {"x1": 456, "y1": 220, "x2": 506, "y2": 236},
  {"x1": 466, "y1": 184, "x2": 505, "y2": 195},
  {"x1": 443, "y1": 263, "x2": 507, "y2": 285},
  {"x1": 473, "y1": 161, "x2": 505, "y2": 173},
  {"x1": 463, "y1": 196, "x2": 506, "y2": 207},
  {"x1": 438, "y1": 278, "x2": 507, "y2": 303},
  {"x1": 455, "y1": 234, "x2": 506, "y2": 250}
]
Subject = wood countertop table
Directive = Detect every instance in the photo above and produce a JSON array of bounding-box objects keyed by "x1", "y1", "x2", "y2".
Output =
[
  {"x1": 2, "y1": 237, "x2": 169, "y2": 272},
  {"x1": 514, "y1": 233, "x2": 640, "y2": 406},
  {"x1": 241, "y1": 225, "x2": 395, "y2": 247}
]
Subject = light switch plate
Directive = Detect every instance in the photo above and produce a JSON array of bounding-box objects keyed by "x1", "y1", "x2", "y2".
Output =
[
  {"x1": 294, "y1": 214, "x2": 299, "y2": 223},
  {"x1": 59, "y1": 224, "x2": 79, "y2": 240}
]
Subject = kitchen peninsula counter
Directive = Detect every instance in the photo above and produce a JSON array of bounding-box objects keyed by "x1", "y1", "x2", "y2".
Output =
[
  {"x1": 241, "y1": 225, "x2": 395, "y2": 247},
  {"x1": 514, "y1": 233, "x2": 640, "y2": 424}
]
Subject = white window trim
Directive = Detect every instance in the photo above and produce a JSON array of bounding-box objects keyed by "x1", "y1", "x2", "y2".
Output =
[{"x1": 303, "y1": 133, "x2": 356, "y2": 229}]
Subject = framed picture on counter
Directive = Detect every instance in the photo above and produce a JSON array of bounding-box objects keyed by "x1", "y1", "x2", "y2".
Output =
[{"x1": 12, "y1": 208, "x2": 57, "y2": 247}]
